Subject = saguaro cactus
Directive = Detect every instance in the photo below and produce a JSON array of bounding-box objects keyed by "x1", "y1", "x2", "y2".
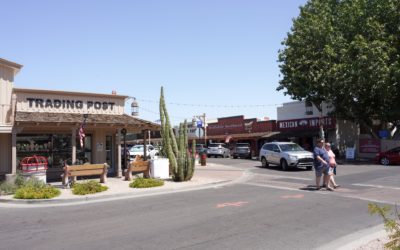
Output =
[{"x1": 159, "y1": 87, "x2": 195, "y2": 182}]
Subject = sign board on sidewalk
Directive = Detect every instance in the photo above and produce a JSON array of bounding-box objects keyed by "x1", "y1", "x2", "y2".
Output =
[
  {"x1": 359, "y1": 139, "x2": 380, "y2": 153},
  {"x1": 345, "y1": 147, "x2": 355, "y2": 160}
]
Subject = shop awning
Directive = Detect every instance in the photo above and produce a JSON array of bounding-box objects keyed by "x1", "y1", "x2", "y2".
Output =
[
  {"x1": 206, "y1": 131, "x2": 280, "y2": 140},
  {"x1": 15, "y1": 112, "x2": 160, "y2": 132},
  {"x1": 263, "y1": 130, "x2": 322, "y2": 139}
]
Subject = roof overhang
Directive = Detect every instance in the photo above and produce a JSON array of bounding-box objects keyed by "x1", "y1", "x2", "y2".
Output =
[
  {"x1": 15, "y1": 112, "x2": 160, "y2": 132},
  {"x1": 0, "y1": 58, "x2": 23, "y2": 75}
]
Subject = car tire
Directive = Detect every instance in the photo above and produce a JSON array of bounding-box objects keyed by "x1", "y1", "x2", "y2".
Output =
[
  {"x1": 380, "y1": 157, "x2": 390, "y2": 165},
  {"x1": 281, "y1": 159, "x2": 289, "y2": 171},
  {"x1": 261, "y1": 157, "x2": 269, "y2": 168},
  {"x1": 233, "y1": 156, "x2": 238, "y2": 159},
  {"x1": 306, "y1": 166, "x2": 313, "y2": 171}
]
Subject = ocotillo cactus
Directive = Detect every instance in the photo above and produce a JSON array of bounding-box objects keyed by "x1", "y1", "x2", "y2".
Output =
[{"x1": 159, "y1": 87, "x2": 195, "y2": 181}]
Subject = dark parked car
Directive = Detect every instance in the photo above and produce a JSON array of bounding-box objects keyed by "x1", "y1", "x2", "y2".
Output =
[
  {"x1": 189, "y1": 144, "x2": 207, "y2": 156},
  {"x1": 231, "y1": 143, "x2": 252, "y2": 159},
  {"x1": 375, "y1": 147, "x2": 400, "y2": 165}
]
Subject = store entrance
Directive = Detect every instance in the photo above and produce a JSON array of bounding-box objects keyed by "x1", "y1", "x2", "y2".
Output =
[{"x1": 106, "y1": 135, "x2": 115, "y2": 175}]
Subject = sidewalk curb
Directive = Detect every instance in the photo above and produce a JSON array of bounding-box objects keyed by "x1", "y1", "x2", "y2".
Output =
[
  {"x1": 0, "y1": 180, "x2": 231, "y2": 206},
  {"x1": 0, "y1": 165, "x2": 249, "y2": 206},
  {"x1": 318, "y1": 224, "x2": 386, "y2": 250}
]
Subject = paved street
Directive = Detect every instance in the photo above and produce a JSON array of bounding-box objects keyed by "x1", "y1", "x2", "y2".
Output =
[
  {"x1": 0, "y1": 158, "x2": 398, "y2": 250},
  {"x1": 218, "y1": 157, "x2": 400, "y2": 205}
]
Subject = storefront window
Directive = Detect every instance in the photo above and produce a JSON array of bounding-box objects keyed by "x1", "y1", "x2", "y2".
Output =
[
  {"x1": 52, "y1": 134, "x2": 72, "y2": 167},
  {"x1": 17, "y1": 135, "x2": 52, "y2": 166},
  {"x1": 16, "y1": 133, "x2": 92, "y2": 168}
]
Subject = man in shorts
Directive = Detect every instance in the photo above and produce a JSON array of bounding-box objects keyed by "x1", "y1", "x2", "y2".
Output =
[{"x1": 313, "y1": 139, "x2": 331, "y2": 190}]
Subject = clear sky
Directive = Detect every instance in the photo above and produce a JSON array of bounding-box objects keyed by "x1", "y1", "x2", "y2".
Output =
[{"x1": 1, "y1": 0, "x2": 307, "y2": 125}]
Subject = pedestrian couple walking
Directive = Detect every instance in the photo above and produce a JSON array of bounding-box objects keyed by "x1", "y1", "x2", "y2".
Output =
[{"x1": 313, "y1": 139, "x2": 340, "y2": 191}]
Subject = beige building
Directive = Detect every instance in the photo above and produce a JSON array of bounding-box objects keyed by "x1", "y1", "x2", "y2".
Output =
[{"x1": 0, "y1": 58, "x2": 160, "y2": 181}]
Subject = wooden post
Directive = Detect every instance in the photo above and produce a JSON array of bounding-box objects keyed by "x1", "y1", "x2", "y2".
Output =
[
  {"x1": 100, "y1": 163, "x2": 108, "y2": 183},
  {"x1": 143, "y1": 130, "x2": 148, "y2": 159},
  {"x1": 71, "y1": 128, "x2": 76, "y2": 164},
  {"x1": 62, "y1": 166, "x2": 68, "y2": 186},
  {"x1": 117, "y1": 128, "x2": 122, "y2": 177}
]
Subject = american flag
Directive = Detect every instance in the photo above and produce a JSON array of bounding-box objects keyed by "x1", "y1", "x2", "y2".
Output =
[{"x1": 79, "y1": 123, "x2": 85, "y2": 148}]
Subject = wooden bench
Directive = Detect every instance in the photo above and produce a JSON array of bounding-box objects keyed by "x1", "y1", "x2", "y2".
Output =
[
  {"x1": 62, "y1": 163, "x2": 108, "y2": 186},
  {"x1": 124, "y1": 156, "x2": 150, "y2": 181}
]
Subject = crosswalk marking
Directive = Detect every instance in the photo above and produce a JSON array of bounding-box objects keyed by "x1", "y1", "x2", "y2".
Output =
[{"x1": 216, "y1": 201, "x2": 249, "y2": 208}]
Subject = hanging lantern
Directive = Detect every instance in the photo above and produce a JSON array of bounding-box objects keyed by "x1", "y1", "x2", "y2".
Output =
[{"x1": 131, "y1": 98, "x2": 139, "y2": 116}]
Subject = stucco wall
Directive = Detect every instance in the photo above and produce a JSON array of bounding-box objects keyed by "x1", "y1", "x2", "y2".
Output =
[
  {"x1": 0, "y1": 133, "x2": 11, "y2": 175},
  {"x1": 277, "y1": 101, "x2": 333, "y2": 120},
  {"x1": 0, "y1": 65, "x2": 14, "y2": 125}
]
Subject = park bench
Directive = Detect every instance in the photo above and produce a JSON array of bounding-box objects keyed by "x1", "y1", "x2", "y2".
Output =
[
  {"x1": 62, "y1": 163, "x2": 108, "y2": 186},
  {"x1": 124, "y1": 156, "x2": 150, "y2": 181}
]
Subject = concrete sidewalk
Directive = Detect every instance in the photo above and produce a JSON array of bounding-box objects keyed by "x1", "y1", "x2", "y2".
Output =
[{"x1": 0, "y1": 163, "x2": 246, "y2": 205}]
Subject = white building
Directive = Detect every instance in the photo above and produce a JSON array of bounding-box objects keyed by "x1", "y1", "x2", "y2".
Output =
[{"x1": 276, "y1": 101, "x2": 358, "y2": 156}]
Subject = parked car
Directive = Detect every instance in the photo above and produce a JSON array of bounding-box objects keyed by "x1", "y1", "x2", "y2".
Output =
[
  {"x1": 207, "y1": 143, "x2": 230, "y2": 158},
  {"x1": 195, "y1": 144, "x2": 207, "y2": 154},
  {"x1": 231, "y1": 143, "x2": 252, "y2": 159},
  {"x1": 190, "y1": 144, "x2": 206, "y2": 154},
  {"x1": 375, "y1": 146, "x2": 400, "y2": 165},
  {"x1": 259, "y1": 142, "x2": 313, "y2": 171},
  {"x1": 129, "y1": 145, "x2": 158, "y2": 160}
]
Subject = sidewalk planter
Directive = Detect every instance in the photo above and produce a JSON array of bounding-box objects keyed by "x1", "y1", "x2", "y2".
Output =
[
  {"x1": 19, "y1": 155, "x2": 48, "y2": 184},
  {"x1": 150, "y1": 158, "x2": 169, "y2": 179}
]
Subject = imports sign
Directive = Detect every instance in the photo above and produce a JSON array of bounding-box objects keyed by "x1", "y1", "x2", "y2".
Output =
[
  {"x1": 278, "y1": 117, "x2": 336, "y2": 131},
  {"x1": 359, "y1": 138, "x2": 380, "y2": 153}
]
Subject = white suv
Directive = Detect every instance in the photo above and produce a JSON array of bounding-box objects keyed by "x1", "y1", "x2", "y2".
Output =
[
  {"x1": 207, "y1": 143, "x2": 230, "y2": 158},
  {"x1": 259, "y1": 142, "x2": 313, "y2": 171}
]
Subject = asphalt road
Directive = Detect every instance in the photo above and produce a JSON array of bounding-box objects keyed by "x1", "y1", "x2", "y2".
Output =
[{"x1": 1, "y1": 158, "x2": 398, "y2": 250}]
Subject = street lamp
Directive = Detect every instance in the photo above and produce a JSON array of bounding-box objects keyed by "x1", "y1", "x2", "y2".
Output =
[{"x1": 192, "y1": 113, "x2": 206, "y2": 145}]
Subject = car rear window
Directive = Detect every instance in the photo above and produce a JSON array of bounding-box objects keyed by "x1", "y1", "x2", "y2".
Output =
[
  {"x1": 236, "y1": 143, "x2": 249, "y2": 147},
  {"x1": 209, "y1": 143, "x2": 223, "y2": 148}
]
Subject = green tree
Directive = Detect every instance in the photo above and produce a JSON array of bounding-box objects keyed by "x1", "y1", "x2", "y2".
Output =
[{"x1": 277, "y1": 0, "x2": 400, "y2": 137}]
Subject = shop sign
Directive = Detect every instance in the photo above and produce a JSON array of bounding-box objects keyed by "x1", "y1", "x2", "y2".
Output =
[
  {"x1": 278, "y1": 117, "x2": 336, "y2": 131},
  {"x1": 208, "y1": 123, "x2": 242, "y2": 130},
  {"x1": 359, "y1": 138, "x2": 380, "y2": 153},
  {"x1": 26, "y1": 98, "x2": 116, "y2": 111}
]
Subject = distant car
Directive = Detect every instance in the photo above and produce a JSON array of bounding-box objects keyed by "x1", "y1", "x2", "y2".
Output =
[
  {"x1": 375, "y1": 147, "x2": 400, "y2": 165},
  {"x1": 129, "y1": 145, "x2": 158, "y2": 159},
  {"x1": 231, "y1": 143, "x2": 252, "y2": 159},
  {"x1": 259, "y1": 142, "x2": 313, "y2": 171},
  {"x1": 207, "y1": 143, "x2": 230, "y2": 158},
  {"x1": 194, "y1": 144, "x2": 207, "y2": 154}
]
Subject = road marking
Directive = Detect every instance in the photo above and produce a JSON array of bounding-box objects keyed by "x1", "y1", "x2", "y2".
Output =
[
  {"x1": 255, "y1": 174, "x2": 312, "y2": 181},
  {"x1": 216, "y1": 201, "x2": 249, "y2": 208},
  {"x1": 352, "y1": 183, "x2": 400, "y2": 190},
  {"x1": 243, "y1": 182, "x2": 399, "y2": 205},
  {"x1": 281, "y1": 194, "x2": 304, "y2": 199}
]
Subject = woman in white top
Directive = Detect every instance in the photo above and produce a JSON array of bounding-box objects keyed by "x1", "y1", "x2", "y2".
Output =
[{"x1": 325, "y1": 143, "x2": 340, "y2": 189}]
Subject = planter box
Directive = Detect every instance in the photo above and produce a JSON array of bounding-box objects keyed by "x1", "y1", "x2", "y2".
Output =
[{"x1": 150, "y1": 158, "x2": 169, "y2": 179}]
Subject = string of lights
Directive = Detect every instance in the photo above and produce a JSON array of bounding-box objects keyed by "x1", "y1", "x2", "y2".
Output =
[
  {"x1": 139, "y1": 106, "x2": 189, "y2": 120},
  {"x1": 138, "y1": 99, "x2": 281, "y2": 108}
]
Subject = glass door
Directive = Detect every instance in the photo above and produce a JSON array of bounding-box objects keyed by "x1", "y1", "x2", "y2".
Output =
[{"x1": 106, "y1": 135, "x2": 115, "y2": 175}]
